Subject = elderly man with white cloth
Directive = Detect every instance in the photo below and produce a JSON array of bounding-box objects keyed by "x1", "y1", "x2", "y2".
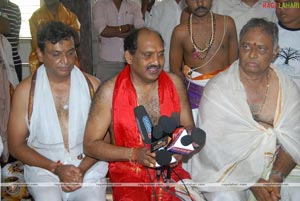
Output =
[
  {"x1": 190, "y1": 18, "x2": 300, "y2": 201},
  {"x1": 7, "y1": 21, "x2": 108, "y2": 201}
]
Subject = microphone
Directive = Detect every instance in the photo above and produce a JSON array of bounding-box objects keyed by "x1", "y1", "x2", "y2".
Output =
[
  {"x1": 167, "y1": 127, "x2": 206, "y2": 155},
  {"x1": 151, "y1": 124, "x2": 172, "y2": 152},
  {"x1": 158, "y1": 115, "x2": 178, "y2": 134},
  {"x1": 181, "y1": 135, "x2": 193, "y2": 146},
  {"x1": 150, "y1": 115, "x2": 177, "y2": 152},
  {"x1": 191, "y1": 127, "x2": 206, "y2": 150},
  {"x1": 171, "y1": 112, "x2": 180, "y2": 127},
  {"x1": 134, "y1": 105, "x2": 152, "y2": 144},
  {"x1": 155, "y1": 149, "x2": 176, "y2": 167}
]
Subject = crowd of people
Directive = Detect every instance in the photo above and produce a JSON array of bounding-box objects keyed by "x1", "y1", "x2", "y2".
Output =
[{"x1": 1, "y1": 0, "x2": 300, "y2": 200}]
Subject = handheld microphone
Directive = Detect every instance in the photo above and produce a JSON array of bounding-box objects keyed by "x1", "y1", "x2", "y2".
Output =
[
  {"x1": 158, "y1": 115, "x2": 178, "y2": 134},
  {"x1": 167, "y1": 127, "x2": 206, "y2": 155},
  {"x1": 134, "y1": 105, "x2": 152, "y2": 144},
  {"x1": 171, "y1": 112, "x2": 180, "y2": 127},
  {"x1": 155, "y1": 149, "x2": 176, "y2": 167},
  {"x1": 150, "y1": 116, "x2": 177, "y2": 152},
  {"x1": 191, "y1": 127, "x2": 206, "y2": 150}
]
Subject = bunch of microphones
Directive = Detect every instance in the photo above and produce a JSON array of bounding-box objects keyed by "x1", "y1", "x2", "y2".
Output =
[{"x1": 134, "y1": 105, "x2": 206, "y2": 169}]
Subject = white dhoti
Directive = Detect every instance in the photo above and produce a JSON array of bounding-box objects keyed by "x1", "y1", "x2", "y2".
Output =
[
  {"x1": 191, "y1": 60, "x2": 300, "y2": 200},
  {"x1": 26, "y1": 65, "x2": 108, "y2": 201}
]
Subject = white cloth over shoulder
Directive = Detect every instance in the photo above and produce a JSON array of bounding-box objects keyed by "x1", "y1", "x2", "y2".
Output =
[
  {"x1": 190, "y1": 60, "x2": 300, "y2": 192},
  {"x1": 0, "y1": 34, "x2": 19, "y2": 162},
  {"x1": 26, "y1": 65, "x2": 107, "y2": 185},
  {"x1": 0, "y1": 34, "x2": 19, "y2": 88}
]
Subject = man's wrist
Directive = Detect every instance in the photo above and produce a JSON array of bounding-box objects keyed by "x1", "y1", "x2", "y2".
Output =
[
  {"x1": 269, "y1": 169, "x2": 286, "y2": 182},
  {"x1": 51, "y1": 160, "x2": 63, "y2": 175}
]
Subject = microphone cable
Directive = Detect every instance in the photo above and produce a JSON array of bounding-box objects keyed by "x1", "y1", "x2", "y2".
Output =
[
  {"x1": 146, "y1": 167, "x2": 158, "y2": 201},
  {"x1": 155, "y1": 167, "x2": 186, "y2": 200},
  {"x1": 147, "y1": 166, "x2": 186, "y2": 200},
  {"x1": 172, "y1": 169, "x2": 194, "y2": 201},
  {"x1": 172, "y1": 169, "x2": 208, "y2": 201}
]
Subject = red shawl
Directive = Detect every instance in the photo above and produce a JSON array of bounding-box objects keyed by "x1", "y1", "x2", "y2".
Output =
[{"x1": 110, "y1": 65, "x2": 190, "y2": 200}]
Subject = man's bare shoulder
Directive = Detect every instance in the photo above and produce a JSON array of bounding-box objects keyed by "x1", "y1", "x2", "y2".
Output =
[
  {"x1": 83, "y1": 72, "x2": 101, "y2": 90},
  {"x1": 93, "y1": 77, "x2": 117, "y2": 103},
  {"x1": 214, "y1": 13, "x2": 236, "y2": 34},
  {"x1": 172, "y1": 23, "x2": 189, "y2": 38},
  {"x1": 166, "y1": 72, "x2": 185, "y2": 90},
  {"x1": 14, "y1": 76, "x2": 32, "y2": 97},
  {"x1": 12, "y1": 76, "x2": 33, "y2": 109}
]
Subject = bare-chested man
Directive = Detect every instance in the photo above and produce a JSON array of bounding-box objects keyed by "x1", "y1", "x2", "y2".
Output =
[
  {"x1": 170, "y1": 0, "x2": 238, "y2": 122},
  {"x1": 180, "y1": 0, "x2": 278, "y2": 39},
  {"x1": 8, "y1": 21, "x2": 108, "y2": 201},
  {"x1": 84, "y1": 27, "x2": 195, "y2": 200}
]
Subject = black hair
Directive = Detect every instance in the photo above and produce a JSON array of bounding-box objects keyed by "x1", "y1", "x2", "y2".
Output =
[
  {"x1": 124, "y1": 27, "x2": 164, "y2": 55},
  {"x1": 37, "y1": 21, "x2": 76, "y2": 52},
  {"x1": 240, "y1": 18, "x2": 279, "y2": 50}
]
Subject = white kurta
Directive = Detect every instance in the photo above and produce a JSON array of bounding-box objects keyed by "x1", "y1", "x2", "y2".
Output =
[
  {"x1": 25, "y1": 66, "x2": 108, "y2": 201},
  {"x1": 147, "y1": 0, "x2": 185, "y2": 71},
  {"x1": 212, "y1": 0, "x2": 277, "y2": 40},
  {"x1": 190, "y1": 60, "x2": 300, "y2": 199}
]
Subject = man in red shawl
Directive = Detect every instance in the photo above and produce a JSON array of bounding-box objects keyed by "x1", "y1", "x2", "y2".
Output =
[{"x1": 84, "y1": 27, "x2": 194, "y2": 200}]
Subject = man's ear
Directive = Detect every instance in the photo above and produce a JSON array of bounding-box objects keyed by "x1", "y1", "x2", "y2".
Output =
[
  {"x1": 272, "y1": 46, "x2": 280, "y2": 61},
  {"x1": 124, "y1": 50, "x2": 133, "y2": 64},
  {"x1": 36, "y1": 48, "x2": 44, "y2": 63}
]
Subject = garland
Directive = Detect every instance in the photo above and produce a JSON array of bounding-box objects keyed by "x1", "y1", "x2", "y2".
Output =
[{"x1": 189, "y1": 11, "x2": 216, "y2": 60}]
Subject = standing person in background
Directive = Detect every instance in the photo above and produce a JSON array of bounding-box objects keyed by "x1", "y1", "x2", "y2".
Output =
[
  {"x1": 170, "y1": 0, "x2": 238, "y2": 123},
  {"x1": 93, "y1": 0, "x2": 144, "y2": 81},
  {"x1": 8, "y1": 21, "x2": 108, "y2": 201},
  {"x1": 29, "y1": 0, "x2": 81, "y2": 74},
  {"x1": 212, "y1": 0, "x2": 277, "y2": 40},
  {"x1": 147, "y1": 0, "x2": 185, "y2": 71},
  {"x1": 274, "y1": 0, "x2": 300, "y2": 89},
  {"x1": 0, "y1": 0, "x2": 22, "y2": 81},
  {"x1": 141, "y1": 0, "x2": 155, "y2": 26},
  {"x1": 0, "y1": 15, "x2": 19, "y2": 164},
  {"x1": 181, "y1": 0, "x2": 278, "y2": 39}
]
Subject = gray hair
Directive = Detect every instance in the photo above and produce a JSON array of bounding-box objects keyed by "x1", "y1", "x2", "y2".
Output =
[{"x1": 239, "y1": 18, "x2": 279, "y2": 50}]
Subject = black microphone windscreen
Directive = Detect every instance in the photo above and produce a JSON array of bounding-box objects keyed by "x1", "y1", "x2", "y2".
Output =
[
  {"x1": 171, "y1": 112, "x2": 180, "y2": 127},
  {"x1": 134, "y1": 105, "x2": 152, "y2": 144},
  {"x1": 181, "y1": 135, "x2": 193, "y2": 146},
  {"x1": 191, "y1": 127, "x2": 206, "y2": 149},
  {"x1": 158, "y1": 116, "x2": 177, "y2": 134},
  {"x1": 152, "y1": 125, "x2": 164, "y2": 140},
  {"x1": 155, "y1": 149, "x2": 172, "y2": 166}
]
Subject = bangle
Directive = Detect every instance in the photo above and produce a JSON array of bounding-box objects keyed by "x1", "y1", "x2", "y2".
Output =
[
  {"x1": 118, "y1": 26, "x2": 122, "y2": 33},
  {"x1": 270, "y1": 169, "x2": 286, "y2": 181},
  {"x1": 129, "y1": 148, "x2": 137, "y2": 163},
  {"x1": 51, "y1": 160, "x2": 63, "y2": 175}
]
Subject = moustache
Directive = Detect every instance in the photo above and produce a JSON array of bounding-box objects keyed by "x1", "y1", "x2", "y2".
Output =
[
  {"x1": 195, "y1": 6, "x2": 207, "y2": 12},
  {"x1": 146, "y1": 64, "x2": 161, "y2": 70}
]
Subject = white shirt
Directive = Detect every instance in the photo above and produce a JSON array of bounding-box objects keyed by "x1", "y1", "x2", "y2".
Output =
[
  {"x1": 147, "y1": 0, "x2": 185, "y2": 71},
  {"x1": 93, "y1": 0, "x2": 144, "y2": 62},
  {"x1": 274, "y1": 22, "x2": 300, "y2": 89},
  {"x1": 212, "y1": 0, "x2": 277, "y2": 39}
]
